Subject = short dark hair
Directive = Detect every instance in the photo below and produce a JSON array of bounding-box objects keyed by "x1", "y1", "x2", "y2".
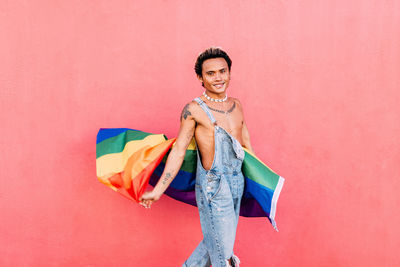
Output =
[{"x1": 194, "y1": 47, "x2": 232, "y2": 78}]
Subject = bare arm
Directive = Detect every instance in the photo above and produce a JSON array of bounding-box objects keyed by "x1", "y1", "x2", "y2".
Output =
[
  {"x1": 139, "y1": 102, "x2": 196, "y2": 208},
  {"x1": 242, "y1": 120, "x2": 255, "y2": 154},
  {"x1": 236, "y1": 99, "x2": 255, "y2": 154}
]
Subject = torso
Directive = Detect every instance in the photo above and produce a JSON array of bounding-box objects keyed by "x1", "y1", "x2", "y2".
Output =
[{"x1": 192, "y1": 96, "x2": 244, "y2": 170}]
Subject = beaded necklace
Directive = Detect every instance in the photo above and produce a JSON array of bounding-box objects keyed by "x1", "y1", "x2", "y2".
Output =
[{"x1": 203, "y1": 91, "x2": 227, "y2": 102}]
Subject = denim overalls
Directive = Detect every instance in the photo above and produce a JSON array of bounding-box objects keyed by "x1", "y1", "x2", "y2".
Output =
[{"x1": 183, "y1": 97, "x2": 245, "y2": 267}]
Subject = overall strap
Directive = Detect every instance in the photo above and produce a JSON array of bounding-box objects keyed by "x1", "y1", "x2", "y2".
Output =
[{"x1": 194, "y1": 97, "x2": 217, "y2": 125}]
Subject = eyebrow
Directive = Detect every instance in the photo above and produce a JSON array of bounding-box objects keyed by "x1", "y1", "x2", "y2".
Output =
[{"x1": 206, "y1": 68, "x2": 227, "y2": 73}]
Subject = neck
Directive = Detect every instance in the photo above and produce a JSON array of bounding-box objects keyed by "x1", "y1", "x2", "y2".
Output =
[{"x1": 204, "y1": 90, "x2": 226, "y2": 100}]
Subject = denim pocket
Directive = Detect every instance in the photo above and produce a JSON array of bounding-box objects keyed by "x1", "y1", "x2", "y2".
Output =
[{"x1": 205, "y1": 172, "x2": 222, "y2": 201}]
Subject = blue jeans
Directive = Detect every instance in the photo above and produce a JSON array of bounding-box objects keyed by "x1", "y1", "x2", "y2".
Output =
[{"x1": 183, "y1": 168, "x2": 244, "y2": 266}]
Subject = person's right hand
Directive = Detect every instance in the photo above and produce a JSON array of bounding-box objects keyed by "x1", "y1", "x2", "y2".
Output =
[{"x1": 139, "y1": 190, "x2": 160, "y2": 209}]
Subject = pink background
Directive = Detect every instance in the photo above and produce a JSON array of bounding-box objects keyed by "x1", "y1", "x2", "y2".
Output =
[{"x1": 1, "y1": 1, "x2": 399, "y2": 266}]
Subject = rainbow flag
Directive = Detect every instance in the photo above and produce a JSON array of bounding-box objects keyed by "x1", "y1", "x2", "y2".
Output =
[{"x1": 96, "y1": 128, "x2": 285, "y2": 231}]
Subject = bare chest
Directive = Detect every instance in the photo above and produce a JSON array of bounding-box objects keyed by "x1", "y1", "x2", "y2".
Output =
[
  {"x1": 194, "y1": 101, "x2": 244, "y2": 144},
  {"x1": 208, "y1": 102, "x2": 243, "y2": 135}
]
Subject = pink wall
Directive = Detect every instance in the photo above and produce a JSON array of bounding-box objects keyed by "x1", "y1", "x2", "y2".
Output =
[{"x1": 1, "y1": 1, "x2": 399, "y2": 266}]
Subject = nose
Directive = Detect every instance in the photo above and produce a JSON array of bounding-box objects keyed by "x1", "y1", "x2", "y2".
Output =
[{"x1": 214, "y1": 72, "x2": 222, "y2": 81}]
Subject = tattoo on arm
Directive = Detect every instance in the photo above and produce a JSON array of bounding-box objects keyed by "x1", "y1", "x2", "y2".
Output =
[
  {"x1": 180, "y1": 104, "x2": 192, "y2": 121},
  {"x1": 162, "y1": 172, "x2": 172, "y2": 185}
]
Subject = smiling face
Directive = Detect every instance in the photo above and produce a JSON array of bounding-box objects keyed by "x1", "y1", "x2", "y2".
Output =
[{"x1": 197, "y1": 57, "x2": 231, "y2": 97}]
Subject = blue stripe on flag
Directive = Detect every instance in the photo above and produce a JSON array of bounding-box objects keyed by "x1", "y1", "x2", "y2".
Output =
[
  {"x1": 154, "y1": 162, "x2": 196, "y2": 191},
  {"x1": 244, "y1": 176, "x2": 274, "y2": 215},
  {"x1": 96, "y1": 128, "x2": 137, "y2": 144}
]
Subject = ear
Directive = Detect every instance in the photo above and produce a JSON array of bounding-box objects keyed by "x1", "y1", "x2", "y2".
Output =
[{"x1": 196, "y1": 75, "x2": 203, "y2": 83}]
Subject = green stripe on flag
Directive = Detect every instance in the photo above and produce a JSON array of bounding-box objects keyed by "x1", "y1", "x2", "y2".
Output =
[
  {"x1": 96, "y1": 130, "x2": 164, "y2": 158},
  {"x1": 161, "y1": 149, "x2": 197, "y2": 173},
  {"x1": 242, "y1": 151, "x2": 280, "y2": 190}
]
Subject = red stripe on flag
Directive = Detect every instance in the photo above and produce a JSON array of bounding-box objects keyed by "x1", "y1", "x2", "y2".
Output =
[{"x1": 110, "y1": 138, "x2": 176, "y2": 202}]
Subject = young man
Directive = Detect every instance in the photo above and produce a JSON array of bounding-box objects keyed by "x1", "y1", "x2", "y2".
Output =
[{"x1": 140, "y1": 47, "x2": 254, "y2": 267}]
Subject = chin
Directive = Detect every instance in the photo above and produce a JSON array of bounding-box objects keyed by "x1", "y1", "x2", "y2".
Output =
[
  {"x1": 216, "y1": 87, "x2": 228, "y2": 94},
  {"x1": 212, "y1": 85, "x2": 228, "y2": 94},
  {"x1": 210, "y1": 89, "x2": 226, "y2": 95}
]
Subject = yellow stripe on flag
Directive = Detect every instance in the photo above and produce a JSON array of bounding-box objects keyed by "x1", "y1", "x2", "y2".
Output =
[{"x1": 96, "y1": 134, "x2": 167, "y2": 177}]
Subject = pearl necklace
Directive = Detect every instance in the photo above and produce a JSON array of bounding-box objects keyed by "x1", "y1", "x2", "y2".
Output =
[{"x1": 203, "y1": 91, "x2": 228, "y2": 102}]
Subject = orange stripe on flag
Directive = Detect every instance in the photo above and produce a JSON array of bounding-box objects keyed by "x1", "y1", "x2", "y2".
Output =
[{"x1": 108, "y1": 138, "x2": 176, "y2": 202}]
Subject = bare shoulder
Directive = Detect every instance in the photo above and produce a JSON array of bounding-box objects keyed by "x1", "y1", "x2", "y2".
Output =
[
  {"x1": 229, "y1": 97, "x2": 244, "y2": 111},
  {"x1": 180, "y1": 100, "x2": 201, "y2": 121}
]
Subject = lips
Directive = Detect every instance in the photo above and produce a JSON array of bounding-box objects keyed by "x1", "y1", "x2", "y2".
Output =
[{"x1": 213, "y1": 83, "x2": 224, "y2": 89}]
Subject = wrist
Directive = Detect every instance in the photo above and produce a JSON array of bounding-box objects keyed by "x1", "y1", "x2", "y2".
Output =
[{"x1": 152, "y1": 188, "x2": 163, "y2": 200}]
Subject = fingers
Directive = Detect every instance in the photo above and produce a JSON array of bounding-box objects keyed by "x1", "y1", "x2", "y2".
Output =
[
  {"x1": 139, "y1": 190, "x2": 158, "y2": 209},
  {"x1": 139, "y1": 199, "x2": 153, "y2": 209}
]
